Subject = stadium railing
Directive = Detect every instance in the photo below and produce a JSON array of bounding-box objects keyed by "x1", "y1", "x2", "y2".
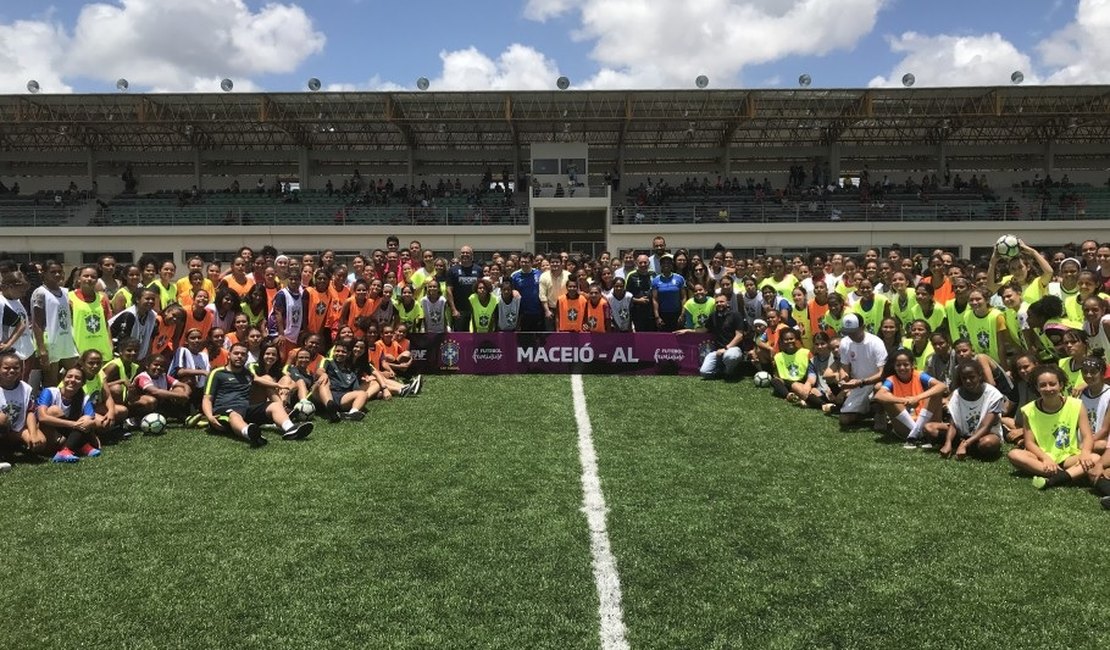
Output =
[{"x1": 88, "y1": 204, "x2": 528, "y2": 227}]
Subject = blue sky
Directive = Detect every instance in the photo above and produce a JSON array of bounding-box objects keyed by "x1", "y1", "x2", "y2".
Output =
[{"x1": 0, "y1": 0, "x2": 1099, "y2": 93}]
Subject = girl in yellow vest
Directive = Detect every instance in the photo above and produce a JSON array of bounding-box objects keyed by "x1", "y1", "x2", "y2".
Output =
[
  {"x1": 70, "y1": 265, "x2": 114, "y2": 360},
  {"x1": 887, "y1": 271, "x2": 917, "y2": 336},
  {"x1": 873, "y1": 349, "x2": 947, "y2": 447},
  {"x1": 902, "y1": 319, "x2": 934, "y2": 372},
  {"x1": 102, "y1": 337, "x2": 142, "y2": 408},
  {"x1": 964, "y1": 286, "x2": 1009, "y2": 367},
  {"x1": 771, "y1": 329, "x2": 820, "y2": 408},
  {"x1": 1058, "y1": 330, "x2": 1092, "y2": 397},
  {"x1": 1007, "y1": 364, "x2": 1102, "y2": 490},
  {"x1": 986, "y1": 240, "x2": 1053, "y2": 306}
]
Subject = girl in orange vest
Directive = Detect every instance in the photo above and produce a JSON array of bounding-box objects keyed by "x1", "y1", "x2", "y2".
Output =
[
  {"x1": 339, "y1": 279, "x2": 378, "y2": 340},
  {"x1": 181, "y1": 289, "x2": 214, "y2": 346},
  {"x1": 874, "y1": 349, "x2": 947, "y2": 447}
]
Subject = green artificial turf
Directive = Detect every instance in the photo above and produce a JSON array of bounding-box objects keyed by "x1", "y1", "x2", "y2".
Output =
[
  {"x1": 0, "y1": 376, "x2": 596, "y2": 650},
  {"x1": 583, "y1": 375, "x2": 1110, "y2": 650},
  {"x1": 4, "y1": 374, "x2": 1110, "y2": 649}
]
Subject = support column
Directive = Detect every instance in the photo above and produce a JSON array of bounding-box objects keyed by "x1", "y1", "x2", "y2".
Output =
[
  {"x1": 721, "y1": 143, "x2": 731, "y2": 178},
  {"x1": 193, "y1": 149, "x2": 202, "y2": 190},
  {"x1": 937, "y1": 142, "x2": 947, "y2": 177},
  {"x1": 407, "y1": 149, "x2": 416, "y2": 188},
  {"x1": 828, "y1": 143, "x2": 841, "y2": 185},
  {"x1": 1044, "y1": 141, "x2": 1055, "y2": 177},
  {"x1": 86, "y1": 149, "x2": 96, "y2": 189},
  {"x1": 298, "y1": 148, "x2": 311, "y2": 190}
]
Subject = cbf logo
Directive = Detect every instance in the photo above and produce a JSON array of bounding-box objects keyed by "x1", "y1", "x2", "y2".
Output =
[
  {"x1": 439, "y1": 339, "x2": 460, "y2": 371},
  {"x1": 567, "y1": 308, "x2": 580, "y2": 322},
  {"x1": 1053, "y1": 425, "x2": 1071, "y2": 449},
  {"x1": 697, "y1": 340, "x2": 716, "y2": 362},
  {"x1": 976, "y1": 331, "x2": 990, "y2": 352},
  {"x1": 85, "y1": 314, "x2": 102, "y2": 334},
  {"x1": 958, "y1": 324, "x2": 970, "y2": 341},
  {"x1": 1, "y1": 401, "x2": 20, "y2": 420}
]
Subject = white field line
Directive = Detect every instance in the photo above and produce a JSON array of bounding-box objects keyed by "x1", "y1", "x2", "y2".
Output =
[{"x1": 571, "y1": 374, "x2": 630, "y2": 650}]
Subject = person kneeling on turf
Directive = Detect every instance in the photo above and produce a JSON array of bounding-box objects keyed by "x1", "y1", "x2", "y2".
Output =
[{"x1": 202, "y1": 343, "x2": 312, "y2": 447}]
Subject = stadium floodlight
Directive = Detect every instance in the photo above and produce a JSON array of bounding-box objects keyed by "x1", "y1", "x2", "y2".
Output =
[
  {"x1": 798, "y1": 74, "x2": 812, "y2": 87},
  {"x1": 556, "y1": 76, "x2": 570, "y2": 90},
  {"x1": 695, "y1": 75, "x2": 709, "y2": 89},
  {"x1": 1011, "y1": 70, "x2": 1024, "y2": 85},
  {"x1": 417, "y1": 77, "x2": 430, "y2": 91},
  {"x1": 116, "y1": 78, "x2": 129, "y2": 92},
  {"x1": 220, "y1": 78, "x2": 234, "y2": 92},
  {"x1": 901, "y1": 73, "x2": 915, "y2": 87},
  {"x1": 307, "y1": 77, "x2": 321, "y2": 91},
  {"x1": 27, "y1": 80, "x2": 40, "y2": 94}
]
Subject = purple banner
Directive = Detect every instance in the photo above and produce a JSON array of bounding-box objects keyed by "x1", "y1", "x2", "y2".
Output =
[{"x1": 405, "y1": 332, "x2": 714, "y2": 375}]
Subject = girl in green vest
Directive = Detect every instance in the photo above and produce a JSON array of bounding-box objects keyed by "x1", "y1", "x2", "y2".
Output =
[
  {"x1": 1007, "y1": 364, "x2": 1102, "y2": 491},
  {"x1": 1058, "y1": 330, "x2": 1091, "y2": 397},
  {"x1": 102, "y1": 337, "x2": 141, "y2": 408},
  {"x1": 770, "y1": 329, "x2": 818, "y2": 408},
  {"x1": 902, "y1": 319, "x2": 934, "y2": 372}
]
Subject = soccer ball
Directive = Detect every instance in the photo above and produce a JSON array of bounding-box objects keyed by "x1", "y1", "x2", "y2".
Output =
[
  {"x1": 140, "y1": 412, "x2": 168, "y2": 435},
  {"x1": 753, "y1": 371, "x2": 772, "y2": 388},
  {"x1": 293, "y1": 399, "x2": 316, "y2": 420},
  {"x1": 995, "y1": 234, "x2": 1020, "y2": 258}
]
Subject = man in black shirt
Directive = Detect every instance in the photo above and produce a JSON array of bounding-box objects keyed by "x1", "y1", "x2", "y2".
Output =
[
  {"x1": 699, "y1": 294, "x2": 746, "y2": 379},
  {"x1": 446, "y1": 245, "x2": 481, "y2": 331},
  {"x1": 202, "y1": 343, "x2": 312, "y2": 446},
  {"x1": 624, "y1": 254, "x2": 655, "y2": 332}
]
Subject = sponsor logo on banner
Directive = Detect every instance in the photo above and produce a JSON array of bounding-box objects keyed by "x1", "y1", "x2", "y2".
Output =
[
  {"x1": 653, "y1": 347, "x2": 685, "y2": 363},
  {"x1": 472, "y1": 343, "x2": 504, "y2": 364}
]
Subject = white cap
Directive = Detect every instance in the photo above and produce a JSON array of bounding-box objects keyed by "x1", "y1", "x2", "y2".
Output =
[{"x1": 841, "y1": 313, "x2": 863, "y2": 332}]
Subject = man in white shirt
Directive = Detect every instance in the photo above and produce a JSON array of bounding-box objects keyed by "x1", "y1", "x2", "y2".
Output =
[{"x1": 836, "y1": 313, "x2": 888, "y2": 429}]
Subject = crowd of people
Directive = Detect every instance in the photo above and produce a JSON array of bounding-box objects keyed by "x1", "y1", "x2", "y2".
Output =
[{"x1": 2, "y1": 234, "x2": 1110, "y2": 509}]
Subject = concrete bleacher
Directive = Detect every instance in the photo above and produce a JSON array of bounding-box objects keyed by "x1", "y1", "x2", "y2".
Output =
[
  {"x1": 0, "y1": 193, "x2": 81, "y2": 227},
  {"x1": 93, "y1": 190, "x2": 528, "y2": 227},
  {"x1": 613, "y1": 188, "x2": 1002, "y2": 225}
]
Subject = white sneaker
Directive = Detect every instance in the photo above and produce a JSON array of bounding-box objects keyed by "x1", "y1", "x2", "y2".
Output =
[
  {"x1": 902, "y1": 437, "x2": 920, "y2": 450},
  {"x1": 0, "y1": 461, "x2": 11, "y2": 473},
  {"x1": 410, "y1": 375, "x2": 423, "y2": 395}
]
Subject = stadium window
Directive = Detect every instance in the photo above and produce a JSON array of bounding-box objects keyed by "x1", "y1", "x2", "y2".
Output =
[
  {"x1": 82, "y1": 251, "x2": 134, "y2": 265},
  {"x1": 532, "y1": 159, "x2": 559, "y2": 175}
]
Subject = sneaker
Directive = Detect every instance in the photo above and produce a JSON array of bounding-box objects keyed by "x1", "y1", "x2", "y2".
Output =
[
  {"x1": 282, "y1": 422, "x2": 313, "y2": 440},
  {"x1": 244, "y1": 424, "x2": 266, "y2": 448},
  {"x1": 0, "y1": 461, "x2": 12, "y2": 473},
  {"x1": 902, "y1": 437, "x2": 920, "y2": 450},
  {"x1": 1031, "y1": 476, "x2": 1048, "y2": 490},
  {"x1": 919, "y1": 441, "x2": 934, "y2": 450},
  {"x1": 123, "y1": 416, "x2": 139, "y2": 433},
  {"x1": 785, "y1": 393, "x2": 800, "y2": 404},
  {"x1": 324, "y1": 401, "x2": 341, "y2": 423},
  {"x1": 1101, "y1": 495, "x2": 1110, "y2": 510},
  {"x1": 398, "y1": 384, "x2": 413, "y2": 397},
  {"x1": 52, "y1": 450, "x2": 80, "y2": 463},
  {"x1": 185, "y1": 413, "x2": 206, "y2": 428},
  {"x1": 80, "y1": 444, "x2": 102, "y2": 458},
  {"x1": 340, "y1": 410, "x2": 365, "y2": 422},
  {"x1": 410, "y1": 375, "x2": 423, "y2": 395}
]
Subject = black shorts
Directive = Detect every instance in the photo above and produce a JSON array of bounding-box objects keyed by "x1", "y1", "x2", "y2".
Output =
[{"x1": 222, "y1": 403, "x2": 272, "y2": 425}]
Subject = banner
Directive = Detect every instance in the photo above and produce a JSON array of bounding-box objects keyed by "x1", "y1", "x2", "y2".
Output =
[{"x1": 405, "y1": 332, "x2": 714, "y2": 375}]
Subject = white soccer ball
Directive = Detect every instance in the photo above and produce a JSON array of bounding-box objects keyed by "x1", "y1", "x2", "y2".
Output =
[
  {"x1": 995, "y1": 234, "x2": 1020, "y2": 258},
  {"x1": 293, "y1": 399, "x2": 316, "y2": 419},
  {"x1": 140, "y1": 412, "x2": 167, "y2": 435},
  {"x1": 753, "y1": 371, "x2": 772, "y2": 388}
]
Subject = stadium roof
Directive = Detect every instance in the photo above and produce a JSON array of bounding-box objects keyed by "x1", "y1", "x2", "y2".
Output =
[{"x1": 0, "y1": 85, "x2": 1107, "y2": 154}]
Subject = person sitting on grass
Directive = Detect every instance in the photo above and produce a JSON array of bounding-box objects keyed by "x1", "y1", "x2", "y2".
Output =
[
  {"x1": 1000, "y1": 352, "x2": 1039, "y2": 447},
  {"x1": 130, "y1": 353, "x2": 191, "y2": 424},
  {"x1": 36, "y1": 366, "x2": 100, "y2": 463},
  {"x1": 939, "y1": 359, "x2": 1004, "y2": 461},
  {"x1": 75, "y1": 349, "x2": 123, "y2": 435},
  {"x1": 102, "y1": 337, "x2": 141, "y2": 409},
  {"x1": 0, "y1": 351, "x2": 42, "y2": 457},
  {"x1": 375, "y1": 325, "x2": 414, "y2": 379},
  {"x1": 1007, "y1": 365, "x2": 1101, "y2": 490},
  {"x1": 202, "y1": 342, "x2": 313, "y2": 447},
  {"x1": 1079, "y1": 352, "x2": 1110, "y2": 454},
  {"x1": 873, "y1": 349, "x2": 947, "y2": 448},
  {"x1": 315, "y1": 341, "x2": 373, "y2": 422},
  {"x1": 771, "y1": 328, "x2": 821, "y2": 408},
  {"x1": 287, "y1": 347, "x2": 325, "y2": 412},
  {"x1": 753, "y1": 308, "x2": 788, "y2": 371},
  {"x1": 834, "y1": 314, "x2": 888, "y2": 430},
  {"x1": 1057, "y1": 329, "x2": 1092, "y2": 397}
]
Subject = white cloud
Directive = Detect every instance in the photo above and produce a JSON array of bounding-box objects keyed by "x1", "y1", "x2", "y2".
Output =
[
  {"x1": 1038, "y1": 0, "x2": 1110, "y2": 83},
  {"x1": 0, "y1": 18, "x2": 72, "y2": 93},
  {"x1": 429, "y1": 44, "x2": 562, "y2": 91},
  {"x1": 66, "y1": 0, "x2": 325, "y2": 89},
  {"x1": 531, "y1": 0, "x2": 886, "y2": 88},
  {"x1": 324, "y1": 76, "x2": 406, "y2": 92},
  {"x1": 0, "y1": 0, "x2": 324, "y2": 93},
  {"x1": 868, "y1": 32, "x2": 1037, "y2": 88}
]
